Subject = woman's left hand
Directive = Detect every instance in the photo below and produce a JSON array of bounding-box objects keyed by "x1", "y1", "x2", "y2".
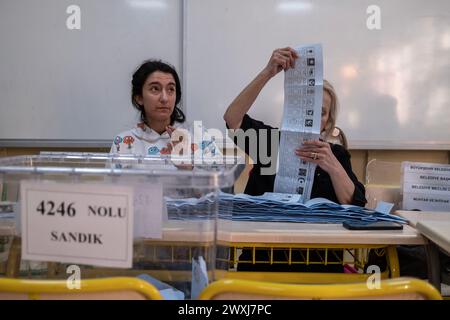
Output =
[{"x1": 295, "y1": 140, "x2": 340, "y2": 174}]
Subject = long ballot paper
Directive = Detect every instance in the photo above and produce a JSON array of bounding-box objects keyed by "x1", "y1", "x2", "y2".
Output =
[{"x1": 274, "y1": 44, "x2": 323, "y2": 202}]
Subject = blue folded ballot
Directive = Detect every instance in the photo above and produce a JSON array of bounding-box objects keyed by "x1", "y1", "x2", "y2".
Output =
[{"x1": 165, "y1": 192, "x2": 407, "y2": 225}]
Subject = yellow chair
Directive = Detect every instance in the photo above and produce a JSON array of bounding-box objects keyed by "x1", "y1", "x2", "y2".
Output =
[
  {"x1": 199, "y1": 278, "x2": 442, "y2": 300},
  {"x1": 0, "y1": 277, "x2": 163, "y2": 300}
]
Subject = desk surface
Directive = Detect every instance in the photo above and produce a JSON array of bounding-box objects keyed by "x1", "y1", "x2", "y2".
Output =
[
  {"x1": 396, "y1": 210, "x2": 450, "y2": 228},
  {"x1": 219, "y1": 220, "x2": 425, "y2": 245},
  {"x1": 1, "y1": 218, "x2": 426, "y2": 246},
  {"x1": 416, "y1": 221, "x2": 450, "y2": 255}
]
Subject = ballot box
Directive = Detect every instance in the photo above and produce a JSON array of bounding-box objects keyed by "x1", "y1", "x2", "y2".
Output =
[
  {"x1": 0, "y1": 203, "x2": 15, "y2": 276},
  {"x1": 0, "y1": 153, "x2": 243, "y2": 299}
]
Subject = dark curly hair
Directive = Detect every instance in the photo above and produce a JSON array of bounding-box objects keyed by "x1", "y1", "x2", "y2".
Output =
[{"x1": 131, "y1": 60, "x2": 185, "y2": 125}]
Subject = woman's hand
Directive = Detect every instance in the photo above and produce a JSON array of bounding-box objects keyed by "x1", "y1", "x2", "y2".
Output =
[
  {"x1": 262, "y1": 47, "x2": 299, "y2": 78},
  {"x1": 295, "y1": 140, "x2": 340, "y2": 174},
  {"x1": 223, "y1": 47, "x2": 298, "y2": 130},
  {"x1": 295, "y1": 140, "x2": 355, "y2": 204}
]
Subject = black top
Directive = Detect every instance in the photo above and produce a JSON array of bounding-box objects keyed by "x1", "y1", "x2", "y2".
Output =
[{"x1": 229, "y1": 114, "x2": 367, "y2": 206}]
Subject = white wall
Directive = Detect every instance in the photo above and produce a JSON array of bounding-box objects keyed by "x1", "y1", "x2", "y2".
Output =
[
  {"x1": 1, "y1": 0, "x2": 449, "y2": 149},
  {"x1": 185, "y1": 0, "x2": 450, "y2": 149},
  {"x1": 0, "y1": 0, "x2": 182, "y2": 144}
]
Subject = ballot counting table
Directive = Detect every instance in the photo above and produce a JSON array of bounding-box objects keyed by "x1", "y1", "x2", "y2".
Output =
[{"x1": 2, "y1": 218, "x2": 426, "y2": 286}]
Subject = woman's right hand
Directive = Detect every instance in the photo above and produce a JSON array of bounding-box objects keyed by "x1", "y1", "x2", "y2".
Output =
[
  {"x1": 223, "y1": 46, "x2": 298, "y2": 130},
  {"x1": 262, "y1": 47, "x2": 299, "y2": 78}
]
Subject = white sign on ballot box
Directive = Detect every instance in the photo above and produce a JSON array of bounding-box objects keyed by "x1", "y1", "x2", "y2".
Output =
[{"x1": 20, "y1": 181, "x2": 135, "y2": 268}]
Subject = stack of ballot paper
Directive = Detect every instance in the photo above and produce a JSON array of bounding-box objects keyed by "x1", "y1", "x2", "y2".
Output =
[{"x1": 166, "y1": 192, "x2": 407, "y2": 224}]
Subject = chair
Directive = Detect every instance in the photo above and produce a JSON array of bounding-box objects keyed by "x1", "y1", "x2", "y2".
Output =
[
  {"x1": 365, "y1": 159, "x2": 402, "y2": 210},
  {"x1": 198, "y1": 278, "x2": 442, "y2": 300},
  {"x1": 0, "y1": 277, "x2": 163, "y2": 300}
]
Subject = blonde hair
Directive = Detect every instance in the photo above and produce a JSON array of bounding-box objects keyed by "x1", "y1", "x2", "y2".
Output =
[
  {"x1": 321, "y1": 79, "x2": 348, "y2": 149},
  {"x1": 331, "y1": 126, "x2": 348, "y2": 149},
  {"x1": 322, "y1": 79, "x2": 338, "y2": 140}
]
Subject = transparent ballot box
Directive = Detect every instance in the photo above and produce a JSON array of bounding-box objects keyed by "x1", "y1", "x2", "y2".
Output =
[
  {"x1": 0, "y1": 153, "x2": 243, "y2": 299},
  {"x1": 0, "y1": 208, "x2": 15, "y2": 276}
]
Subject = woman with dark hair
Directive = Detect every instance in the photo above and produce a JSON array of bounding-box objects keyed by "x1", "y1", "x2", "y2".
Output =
[
  {"x1": 111, "y1": 60, "x2": 217, "y2": 157},
  {"x1": 131, "y1": 60, "x2": 185, "y2": 128}
]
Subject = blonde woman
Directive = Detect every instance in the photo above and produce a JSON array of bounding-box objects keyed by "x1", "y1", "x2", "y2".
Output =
[{"x1": 224, "y1": 47, "x2": 366, "y2": 206}]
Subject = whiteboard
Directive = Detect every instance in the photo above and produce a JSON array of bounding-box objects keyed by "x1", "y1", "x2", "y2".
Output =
[
  {"x1": 0, "y1": 0, "x2": 181, "y2": 146},
  {"x1": 185, "y1": 0, "x2": 450, "y2": 149}
]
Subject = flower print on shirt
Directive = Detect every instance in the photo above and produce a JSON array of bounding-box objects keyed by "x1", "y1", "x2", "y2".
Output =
[
  {"x1": 160, "y1": 143, "x2": 173, "y2": 155},
  {"x1": 148, "y1": 146, "x2": 160, "y2": 155},
  {"x1": 114, "y1": 136, "x2": 123, "y2": 152},
  {"x1": 123, "y1": 136, "x2": 135, "y2": 149},
  {"x1": 111, "y1": 121, "x2": 222, "y2": 158},
  {"x1": 191, "y1": 143, "x2": 199, "y2": 152},
  {"x1": 200, "y1": 140, "x2": 217, "y2": 156},
  {"x1": 201, "y1": 140, "x2": 212, "y2": 150}
]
